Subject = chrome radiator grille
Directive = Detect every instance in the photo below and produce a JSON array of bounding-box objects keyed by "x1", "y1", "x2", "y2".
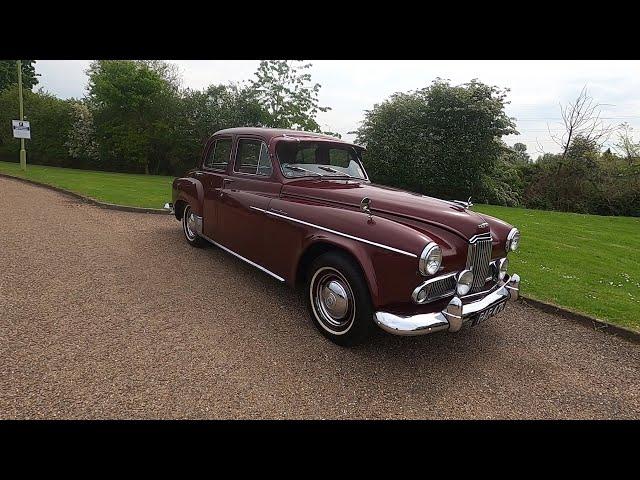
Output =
[{"x1": 466, "y1": 234, "x2": 493, "y2": 292}]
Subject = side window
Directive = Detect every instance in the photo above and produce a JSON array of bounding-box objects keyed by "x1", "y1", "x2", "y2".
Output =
[
  {"x1": 235, "y1": 139, "x2": 272, "y2": 176},
  {"x1": 205, "y1": 138, "x2": 232, "y2": 170}
]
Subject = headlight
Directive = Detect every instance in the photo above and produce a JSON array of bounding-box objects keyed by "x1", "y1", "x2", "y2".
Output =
[
  {"x1": 497, "y1": 258, "x2": 509, "y2": 281},
  {"x1": 506, "y1": 228, "x2": 520, "y2": 252},
  {"x1": 419, "y1": 242, "x2": 442, "y2": 276},
  {"x1": 456, "y1": 270, "x2": 474, "y2": 296}
]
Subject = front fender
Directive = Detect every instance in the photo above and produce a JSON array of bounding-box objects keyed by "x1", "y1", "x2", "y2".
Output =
[{"x1": 273, "y1": 198, "x2": 431, "y2": 309}]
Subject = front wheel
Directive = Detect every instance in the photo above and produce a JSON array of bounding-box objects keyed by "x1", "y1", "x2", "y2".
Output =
[
  {"x1": 306, "y1": 251, "x2": 376, "y2": 346},
  {"x1": 182, "y1": 204, "x2": 206, "y2": 248}
]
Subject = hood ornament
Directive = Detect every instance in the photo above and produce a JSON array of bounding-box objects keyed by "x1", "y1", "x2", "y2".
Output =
[
  {"x1": 451, "y1": 196, "x2": 473, "y2": 209},
  {"x1": 360, "y1": 197, "x2": 373, "y2": 220}
]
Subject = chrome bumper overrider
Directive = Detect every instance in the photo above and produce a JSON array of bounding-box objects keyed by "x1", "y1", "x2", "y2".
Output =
[
  {"x1": 164, "y1": 202, "x2": 174, "y2": 214},
  {"x1": 374, "y1": 273, "x2": 520, "y2": 336}
]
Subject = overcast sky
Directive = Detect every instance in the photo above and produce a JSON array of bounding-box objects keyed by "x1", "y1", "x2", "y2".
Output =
[{"x1": 34, "y1": 60, "x2": 640, "y2": 156}]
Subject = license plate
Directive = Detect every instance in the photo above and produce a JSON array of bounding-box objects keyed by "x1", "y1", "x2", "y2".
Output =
[{"x1": 471, "y1": 301, "x2": 507, "y2": 326}]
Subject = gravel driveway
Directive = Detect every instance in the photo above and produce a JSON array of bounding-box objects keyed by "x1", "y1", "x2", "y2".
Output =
[{"x1": 1, "y1": 177, "x2": 639, "y2": 419}]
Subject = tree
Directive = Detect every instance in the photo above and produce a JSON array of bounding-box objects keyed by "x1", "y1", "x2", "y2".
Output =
[
  {"x1": 356, "y1": 78, "x2": 517, "y2": 201},
  {"x1": 0, "y1": 60, "x2": 39, "y2": 91},
  {"x1": 511, "y1": 142, "x2": 531, "y2": 164},
  {"x1": 613, "y1": 122, "x2": 639, "y2": 166},
  {"x1": 0, "y1": 86, "x2": 73, "y2": 165},
  {"x1": 549, "y1": 86, "x2": 616, "y2": 157},
  {"x1": 249, "y1": 60, "x2": 330, "y2": 132},
  {"x1": 86, "y1": 60, "x2": 179, "y2": 174},
  {"x1": 167, "y1": 82, "x2": 271, "y2": 175}
]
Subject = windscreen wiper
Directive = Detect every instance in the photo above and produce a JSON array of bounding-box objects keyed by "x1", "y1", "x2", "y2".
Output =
[
  {"x1": 282, "y1": 164, "x2": 323, "y2": 177},
  {"x1": 317, "y1": 166, "x2": 363, "y2": 180},
  {"x1": 317, "y1": 166, "x2": 341, "y2": 174}
]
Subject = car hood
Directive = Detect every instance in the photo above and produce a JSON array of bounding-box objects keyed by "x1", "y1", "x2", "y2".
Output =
[{"x1": 281, "y1": 179, "x2": 492, "y2": 240}]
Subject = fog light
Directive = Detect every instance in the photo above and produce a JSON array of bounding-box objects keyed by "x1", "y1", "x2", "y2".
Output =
[
  {"x1": 457, "y1": 269, "x2": 474, "y2": 296},
  {"x1": 498, "y1": 258, "x2": 509, "y2": 281}
]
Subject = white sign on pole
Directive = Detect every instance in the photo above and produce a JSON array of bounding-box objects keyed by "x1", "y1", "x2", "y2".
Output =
[{"x1": 12, "y1": 120, "x2": 31, "y2": 139}]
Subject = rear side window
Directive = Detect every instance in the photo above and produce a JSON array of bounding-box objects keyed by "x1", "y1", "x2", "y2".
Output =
[
  {"x1": 205, "y1": 138, "x2": 232, "y2": 170},
  {"x1": 235, "y1": 139, "x2": 273, "y2": 176}
]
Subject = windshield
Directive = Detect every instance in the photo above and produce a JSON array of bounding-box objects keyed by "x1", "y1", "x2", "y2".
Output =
[{"x1": 276, "y1": 141, "x2": 367, "y2": 180}]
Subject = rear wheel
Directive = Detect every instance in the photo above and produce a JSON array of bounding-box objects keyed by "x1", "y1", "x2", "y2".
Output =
[
  {"x1": 182, "y1": 204, "x2": 206, "y2": 248},
  {"x1": 306, "y1": 251, "x2": 376, "y2": 346}
]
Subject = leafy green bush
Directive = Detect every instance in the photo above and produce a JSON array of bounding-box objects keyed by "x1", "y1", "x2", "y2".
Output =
[
  {"x1": 356, "y1": 79, "x2": 517, "y2": 202},
  {"x1": 0, "y1": 86, "x2": 73, "y2": 166}
]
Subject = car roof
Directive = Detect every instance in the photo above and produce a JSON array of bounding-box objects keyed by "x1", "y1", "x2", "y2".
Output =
[{"x1": 212, "y1": 127, "x2": 365, "y2": 150}]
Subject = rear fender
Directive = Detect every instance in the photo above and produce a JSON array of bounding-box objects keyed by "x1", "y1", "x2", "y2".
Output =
[{"x1": 172, "y1": 177, "x2": 204, "y2": 217}]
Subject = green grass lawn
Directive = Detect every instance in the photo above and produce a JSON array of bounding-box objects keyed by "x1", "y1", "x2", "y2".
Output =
[
  {"x1": 0, "y1": 161, "x2": 173, "y2": 209},
  {"x1": 1, "y1": 161, "x2": 638, "y2": 330},
  {"x1": 474, "y1": 204, "x2": 639, "y2": 331}
]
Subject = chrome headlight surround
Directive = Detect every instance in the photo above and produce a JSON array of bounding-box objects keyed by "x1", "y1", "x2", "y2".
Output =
[
  {"x1": 456, "y1": 269, "x2": 474, "y2": 296},
  {"x1": 419, "y1": 242, "x2": 442, "y2": 276},
  {"x1": 506, "y1": 228, "x2": 520, "y2": 252}
]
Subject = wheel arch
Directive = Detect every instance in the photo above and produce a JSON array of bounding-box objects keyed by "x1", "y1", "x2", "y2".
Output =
[
  {"x1": 173, "y1": 177, "x2": 204, "y2": 220},
  {"x1": 294, "y1": 238, "x2": 379, "y2": 303}
]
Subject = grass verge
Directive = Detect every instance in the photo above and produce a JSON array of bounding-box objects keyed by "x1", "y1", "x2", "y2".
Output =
[
  {"x1": 475, "y1": 204, "x2": 639, "y2": 331},
  {"x1": 0, "y1": 161, "x2": 173, "y2": 209}
]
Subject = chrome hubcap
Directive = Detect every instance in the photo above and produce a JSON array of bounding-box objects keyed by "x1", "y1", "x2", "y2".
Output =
[
  {"x1": 320, "y1": 280, "x2": 349, "y2": 320},
  {"x1": 183, "y1": 207, "x2": 197, "y2": 240},
  {"x1": 311, "y1": 268, "x2": 355, "y2": 333}
]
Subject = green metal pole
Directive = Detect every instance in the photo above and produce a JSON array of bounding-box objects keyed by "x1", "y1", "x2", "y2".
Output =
[{"x1": 17, "y1": 60, "x2": 26, "y2": 171}]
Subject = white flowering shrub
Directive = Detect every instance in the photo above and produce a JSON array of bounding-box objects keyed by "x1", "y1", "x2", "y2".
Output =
[{"x1": 65, "y1": 102, "x2": 99, "y2": 162}]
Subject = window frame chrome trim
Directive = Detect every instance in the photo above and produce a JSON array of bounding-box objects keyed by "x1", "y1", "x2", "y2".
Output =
[{"x1": 250, "y1": 206, "x2": 417, "y2": 258}]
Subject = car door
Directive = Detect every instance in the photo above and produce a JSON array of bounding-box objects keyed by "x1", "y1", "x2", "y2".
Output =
[
  {"x1": 201, "y1": 135, "x2": 233, "y2": 240},
  {"x1": 216, "y1": 136, "x2": 282, "y2": 272}
]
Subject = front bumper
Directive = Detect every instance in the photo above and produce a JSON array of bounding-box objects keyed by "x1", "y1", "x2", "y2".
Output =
[{"x1": 374, "y1": 273, "x2": 520, "y2": 336}]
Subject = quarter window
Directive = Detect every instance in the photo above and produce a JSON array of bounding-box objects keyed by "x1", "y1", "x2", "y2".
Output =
[
  {"x1": 205, "y1": 138, "x2": 232, "y2": 170},
  {"x1": 235, "y1": 139, "x2": 273, "y2": 176}
]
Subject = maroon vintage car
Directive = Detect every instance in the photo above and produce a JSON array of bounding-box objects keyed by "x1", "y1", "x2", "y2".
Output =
[{"x1": 167, "y1": 127, "x2": 521, "y2": 345}]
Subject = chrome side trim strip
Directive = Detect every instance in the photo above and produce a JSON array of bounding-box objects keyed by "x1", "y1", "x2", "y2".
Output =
[
  {"x1": 250, "y1": 206, "x2": 417, "y2": 258},
  {"x1": 200, "y1": 233, "x2": 285, "y2": 282}
]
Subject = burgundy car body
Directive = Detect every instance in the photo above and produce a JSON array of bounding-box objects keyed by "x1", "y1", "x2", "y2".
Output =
[{"x1": 170, "y1": 127, "x2": 520, "y2": 336}]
